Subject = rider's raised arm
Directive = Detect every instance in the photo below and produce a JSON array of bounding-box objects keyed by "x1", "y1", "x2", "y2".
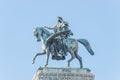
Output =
[{"x1": 44, "y1": 26, "x2": 55, "y2": 30}]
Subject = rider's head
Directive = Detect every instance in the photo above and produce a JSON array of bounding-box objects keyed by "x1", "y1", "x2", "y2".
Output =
[
  {"x1": 57, "y1": 16, "x2": 63, "y2": 23},
  {"x1": 63, "y1": 21, "x2": 69, "y2": 26}
]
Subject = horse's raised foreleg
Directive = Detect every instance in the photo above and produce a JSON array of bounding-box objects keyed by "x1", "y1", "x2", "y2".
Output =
[
  {"x1": 32, "y1": 51, "x2": 45, "y2": 64},
  {"x1": 75, "y1": 53, "x2": 83, "y2": 68},
  {"x1": 68, "y1": 50, "x2": 75, "y2": 67}
]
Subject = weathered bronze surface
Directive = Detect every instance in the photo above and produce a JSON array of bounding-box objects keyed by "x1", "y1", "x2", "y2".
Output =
[{"x1": 32, "y1": 17, "x2": 94, "y2": 68}]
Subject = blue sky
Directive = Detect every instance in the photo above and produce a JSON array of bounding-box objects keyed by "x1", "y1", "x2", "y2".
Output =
[{"x1": 0, "y1": 0, "x2": 120, "y2": 80}]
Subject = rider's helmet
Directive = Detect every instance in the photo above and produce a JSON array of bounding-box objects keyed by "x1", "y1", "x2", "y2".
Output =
[{"x1": 57, "y1": 16, "x2": 63, "y2": 23}]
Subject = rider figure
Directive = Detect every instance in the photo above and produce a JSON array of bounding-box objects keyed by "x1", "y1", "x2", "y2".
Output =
[{"x1": 44, "y1": 17, "x2": 73, "y2": 59}]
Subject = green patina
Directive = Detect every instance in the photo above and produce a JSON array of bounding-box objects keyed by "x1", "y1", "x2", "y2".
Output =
[{"x1": 38, "y1": 67, "x2": 91, "y2": 72}]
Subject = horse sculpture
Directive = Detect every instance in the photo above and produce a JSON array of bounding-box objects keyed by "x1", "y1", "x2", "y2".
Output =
[{"x1": 32, "y1": 27, "x2": 94, "y2": 68}]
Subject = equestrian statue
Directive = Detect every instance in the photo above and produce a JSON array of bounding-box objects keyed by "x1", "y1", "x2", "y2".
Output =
[{"x1": 32, "y1": 17, "x2": 94, "y2": 68}]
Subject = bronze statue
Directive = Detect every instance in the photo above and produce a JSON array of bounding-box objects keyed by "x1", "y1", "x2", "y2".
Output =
[
  {"x1": 44, "y1": 17, "x2": 73, "y2": 59},
  {"x1": 32, "y1": 17, "x2": 94, "y2": 68}
]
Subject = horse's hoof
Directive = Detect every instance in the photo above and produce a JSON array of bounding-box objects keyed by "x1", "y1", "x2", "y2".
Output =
[
  {"x1": 80, "y1": 66, "x2": 83, "y2": 68},
  {"x1": 32, "y1": 61, "x2": 35, "y2": 64},
  {"x1": 44, "y1": 64, "x2": 48, "y2": 67},
  {"x1": 68, "y1": 64, "x2": 70, "y2": 67}
]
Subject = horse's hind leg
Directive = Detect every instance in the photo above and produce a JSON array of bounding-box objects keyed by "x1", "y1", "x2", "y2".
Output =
[
  {"x1": 68, "y1": 50, "x2": 75, "y2": 67},
  {"x1": 75, "y1": 53, "x2": 83, "y2": 68}
]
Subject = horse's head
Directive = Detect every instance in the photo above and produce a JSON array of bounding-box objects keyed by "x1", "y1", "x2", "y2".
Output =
[
  {"x1": 33, "y1": 27, "x2": 43, "y2": 42},
  {"x1": 33, "y1": 27, "x2": 51, "y2": 42}
]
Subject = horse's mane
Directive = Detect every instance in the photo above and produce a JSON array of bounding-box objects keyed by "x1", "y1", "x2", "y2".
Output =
[{"x1": 40, "y1": 27, "x2": 51, "y2": 36}]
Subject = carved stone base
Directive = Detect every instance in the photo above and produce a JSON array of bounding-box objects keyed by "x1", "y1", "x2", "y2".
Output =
[{"x1": 32, "y1": 67, "x2": 95, "y2": 80}]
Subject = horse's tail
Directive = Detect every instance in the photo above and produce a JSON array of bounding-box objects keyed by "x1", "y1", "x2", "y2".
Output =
[{"x1": 77, "y1": 39, "x2": 94, "y2": 55}]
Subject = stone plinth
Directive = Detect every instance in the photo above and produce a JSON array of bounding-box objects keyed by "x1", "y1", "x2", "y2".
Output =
[{"x1": 33, "y1": 67, "x2": 95, "y2": 80}]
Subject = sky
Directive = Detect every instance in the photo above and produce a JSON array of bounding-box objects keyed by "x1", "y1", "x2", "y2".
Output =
[{"x1": 0, "y1": 0, "x2": 120, "y2": 80}]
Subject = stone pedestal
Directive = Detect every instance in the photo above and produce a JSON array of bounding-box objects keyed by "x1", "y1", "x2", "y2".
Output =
[{"x1": 33, "y1": 67, "x2": 95, "y2": 80}]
